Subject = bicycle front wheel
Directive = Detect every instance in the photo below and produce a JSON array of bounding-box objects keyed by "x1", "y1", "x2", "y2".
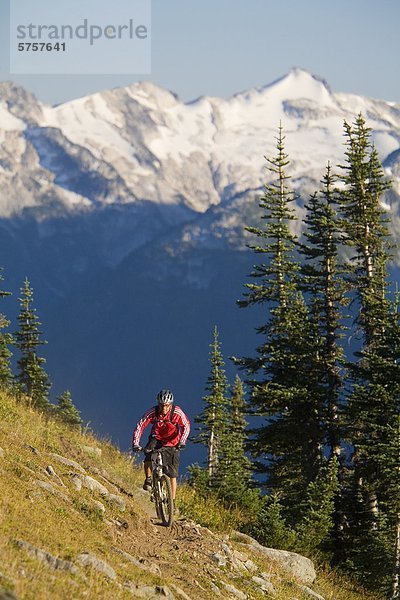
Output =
[{"x1": 156, "y1": 474, "x2": 174, "y2": 527}]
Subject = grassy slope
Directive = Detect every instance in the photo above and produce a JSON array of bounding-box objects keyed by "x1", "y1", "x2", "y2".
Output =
[{"x1": 0, "y1": 391, "x2": 383, "y2": 600}]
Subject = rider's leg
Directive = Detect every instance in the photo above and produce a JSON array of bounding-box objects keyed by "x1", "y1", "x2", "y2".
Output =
[
  {"x1": 143, "y1": 457, "x2": 152, "y2": 490},
  {"x1": 170, "y1": 477, "x2": 177, "y2": 499},
  {"x1": 143, "y1": 437, "x2": 157, "y2": 477}
]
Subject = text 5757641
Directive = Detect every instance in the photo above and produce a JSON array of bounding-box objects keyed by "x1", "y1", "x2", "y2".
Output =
[{"x1": 18, "y1": 42, "x2": 66, "y2": 52}]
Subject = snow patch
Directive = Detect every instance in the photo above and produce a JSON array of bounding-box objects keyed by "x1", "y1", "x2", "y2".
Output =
[
  {"x1": 371, "y1": 132, "x2": 399, "y2": 161},
  {"x1": 49, "y1": 97, "x2": 136, "y2": 163},
  {"x1": 0, "y1": 103, "x2": 26, "y2": 131}
]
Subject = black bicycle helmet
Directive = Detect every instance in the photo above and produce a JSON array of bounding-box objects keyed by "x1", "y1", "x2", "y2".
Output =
[{"x1": 157, "y1": 389, "x2": 174, "y2": 405}]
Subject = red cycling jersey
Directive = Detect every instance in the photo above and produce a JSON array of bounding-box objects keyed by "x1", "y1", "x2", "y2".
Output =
[{"x1": 132, "y1": 405, "x2": 190, "y2": 448}]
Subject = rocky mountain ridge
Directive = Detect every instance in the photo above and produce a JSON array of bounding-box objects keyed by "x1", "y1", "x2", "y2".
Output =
[
  {"x1": 1, "y1": 68, "x2": 400, "y2": 218},
  {"x1": 1, "y1": 69, "x2": 400, "y2": 278}
]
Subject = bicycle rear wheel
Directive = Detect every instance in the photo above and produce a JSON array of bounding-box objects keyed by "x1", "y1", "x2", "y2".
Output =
[{"x1": 156, "y1": 474, "x2": 174, "y2": 527}]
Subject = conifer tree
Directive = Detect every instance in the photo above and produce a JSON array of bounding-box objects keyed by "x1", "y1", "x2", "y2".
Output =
[
  {"x1": 342, "y1": 301, "x2": 400, "y2": 593},
  {"x1": 295, "y1": 456, "x2": 340, "y2": 555},
  {"x1": 15, "y1": 278, "x2": 51, "y2": 410},
  {"x1": 340, "y1": 116, "x2": 391, "y2": 336},
  {"x1": 337, "y1": 114, "x2": 399, "y2": 592},
  {"x1": 55, "y1": 390, "x2": 82, "y2": 426},
  {"x1": 250, "y1": 493, "x2": 296, "y2": 550},
  {"x1": 237, "y1": 125, "x2": 325, "y2": 518},
  {"x1": 299, "y1": 164, "x2": 348, "y2": 460},
  {"x1": 192, "y1": 338, "x2": 258, "y2": 509},
  {"x1": 0, "y1": 268, "x2": 13, "y2": 389},
  {"x1": 391, "y1": 448, "x2": 400, "y2": 599},
  {"x1": 192, "y1": 326, "x2": 229, "y2": 484},
  {"x1": 216, "y1": 375, "x2": 254, "y2": 505},
  {"x1": 239, "y1": 124, "x2": 298, "y2": 313},
  {"x1": 235, "y1": 114, "x2": 399, "y2": 592},
  {"x1": 258, "y1": 293, "x2": 325, "y2": 516},
  {"x1": 298, "y1": 165, "x2": 350, "y2": 555},
  {"x1": 339, "y1": 114, "x2": 391, "y2": 510}
]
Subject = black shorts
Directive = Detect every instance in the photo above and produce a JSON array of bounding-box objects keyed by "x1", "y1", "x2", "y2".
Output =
[{"x1": 144, "y1": 438, "x2": 180, "y2": 479}]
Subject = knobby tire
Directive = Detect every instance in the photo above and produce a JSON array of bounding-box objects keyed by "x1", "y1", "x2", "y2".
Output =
[{"x1": 155, "y1": 474, "x2": 174, "y2": 527}]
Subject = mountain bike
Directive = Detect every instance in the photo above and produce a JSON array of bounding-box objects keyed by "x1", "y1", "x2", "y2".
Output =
[{"x1": 148, "y1": 447, "x2": 174, "y2": 527}]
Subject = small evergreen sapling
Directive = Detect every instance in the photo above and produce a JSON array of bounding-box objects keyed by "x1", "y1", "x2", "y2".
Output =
[
  {"x1": 15, "y1": 278, "x2": 51, "y2": 410},
  {"x1": 250, "y1": 493, "x2": 296, "y2": 550},
  {"x1": 55, "y1": 390, "x2": 82, "y2": 426},
  {"x1": 294, "y1": 457, "x2": 340, "y2": 556}
]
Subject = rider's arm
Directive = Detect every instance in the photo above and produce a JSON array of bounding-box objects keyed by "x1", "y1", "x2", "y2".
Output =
[
  {"x1": 132, "y1": 407, "x2": 156, "y2": 447},
  {"x1": 174, "y1": 406, "x2": 191, "y2": 446}
]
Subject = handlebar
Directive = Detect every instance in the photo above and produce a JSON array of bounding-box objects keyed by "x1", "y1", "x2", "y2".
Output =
[{"x1": 133, "y1": 444, "x2": 185, "y2": 453}]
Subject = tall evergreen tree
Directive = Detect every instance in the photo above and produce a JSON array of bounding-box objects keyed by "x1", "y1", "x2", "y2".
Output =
[
  {"x1": 298, "y1": 165, "x2": 350, "y2": 555},
  {"x1": 192, "y1": 326, "x2": 229, "y2": 484},
  {"x1": 237, "y1": 126, "x2": 325, "y2": 519},
  {"x1": 337, "y1": 114, "x2": 399, "y2": 592},
  {"x1": 239, "y1": 123, "x2": 298, "y2": 313},
  {"x1": 192, "y1": 340, "x2": 258, "y2": 510},
  {"x1": 15, "y1": 278, "x2": 51, "y2": 410},
  {"x1": 299, "y1": 164, "x2": 348, "y2": 460},
  {"x1": 0, "y1": 268, "x2": 13, "y2": 389},
  {"x1": 339, "y1": 114, "x2": 391, "y2": 347},
  {"x1": 342, "y1": 310, "x2": 400, "y2": 592},
  {"x1": 339, "y1": 114, "x2": 391, "y2": 512},
  {"x1": 235, "y1": 114, "x2": 399, "y2": 593},
  {"x1": 258, "y1": 293, "x2": 325, "y2": 516}
]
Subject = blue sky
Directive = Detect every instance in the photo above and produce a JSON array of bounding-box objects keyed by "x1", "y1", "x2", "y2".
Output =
[{"x1": 0, "y1": 0, "x2": 399, "y2": 105}]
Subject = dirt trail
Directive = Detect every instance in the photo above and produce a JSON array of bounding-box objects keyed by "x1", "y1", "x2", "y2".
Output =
[{"x1": 116, "y1": 483, "x2": 247, "y2": 599}]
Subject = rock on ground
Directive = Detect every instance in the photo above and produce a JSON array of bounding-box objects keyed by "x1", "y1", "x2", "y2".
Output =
[
  {"x1": 252, "y1": 575, "x2": 276, "y2": 595},
  {"x1": 15, "y1": 540, "x2": 78, "y2": 574},
  {"x1": 221, "y1": 582, "x2": 248, "y2": 599},
  {"x1": 76, "y1": 552, "x2": 116, "y2": 580},
  {"x1": 34, "y1": 480, "x2": 70, "y2": 502},
  {"x1": 170, "y1": 584, "x2": 192, "y2": 600},
  {"x1": 108, "y1": 493, "x2": 126, "y2": 511},
  {"x1": 49, "y1": 453, "x2": 86, "y2": 473},
  {"x1": 231, "y1": 531, "x2": 316, "y2": 584},
  {"x1": 77, "y1": 475, "x2": 109, "y2": 496},
  {"x1": 112, "y1": 547, "x2": 161, "y2": 576},
  {"x1": 123, "y1": 583, "x2": 175, "y2": 598},
  {"x1": 45, "y1": 465, "x2": 66, "y2": 487},
  {"x1": 298, "y1": 584, "x2": 326, "y2": 599}
]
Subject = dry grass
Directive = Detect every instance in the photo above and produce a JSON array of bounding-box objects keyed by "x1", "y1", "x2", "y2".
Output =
[
  {"x1": 0, "y1": 390, "x2": 384, "y2": 600},
  {"x1": 0, "y1": 391, "x2": 151, "y2": 599}
]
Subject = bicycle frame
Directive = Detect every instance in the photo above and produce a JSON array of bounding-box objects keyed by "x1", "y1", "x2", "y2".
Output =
[
  {"x1": 151, "y1": 448, "x2": 165, "y2": 479},
  {"x1": 149, "y1": 448, "x2": 174, "y2": 527}
]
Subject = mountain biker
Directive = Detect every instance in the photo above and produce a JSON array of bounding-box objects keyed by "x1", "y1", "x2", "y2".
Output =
[{"x1": 132, "y1": 389, "x2": 190, "y2": 505}]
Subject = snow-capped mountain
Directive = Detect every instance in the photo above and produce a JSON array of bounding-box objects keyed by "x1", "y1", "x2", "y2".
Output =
[
  {"x1": 1, "y1": 68, "x2": 400, "y2": 219},
  {"x1": 1, "y1": 69, "x2": 400, "y2": 447}
]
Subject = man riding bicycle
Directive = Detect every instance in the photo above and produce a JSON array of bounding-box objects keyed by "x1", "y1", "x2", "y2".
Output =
[{"x1": 132, "y1": 389, "x2": 190, "y2": 504}]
